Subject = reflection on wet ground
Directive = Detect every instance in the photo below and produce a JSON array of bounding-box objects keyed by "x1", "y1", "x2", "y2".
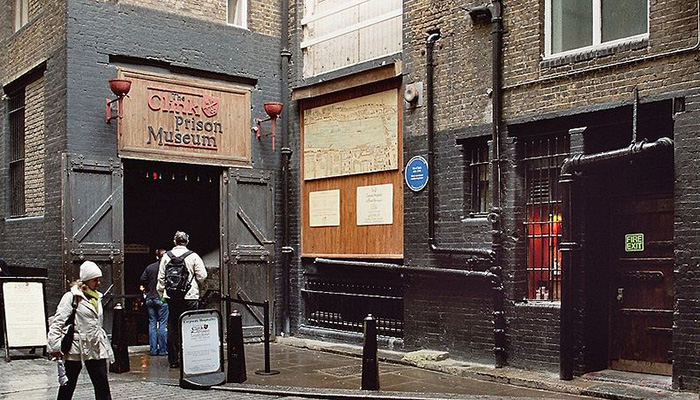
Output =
[{"x1": 0, "y1": 343, "x2": 597, "y2": 399}]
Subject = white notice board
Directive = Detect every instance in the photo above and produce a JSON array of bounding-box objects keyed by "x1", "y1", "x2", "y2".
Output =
[
  {"x1": 2, "y1": 281, "x2": 47, "y2": 347},
  {"x1": 181, "y1": 310, "x2": 222, "y2": 375}
]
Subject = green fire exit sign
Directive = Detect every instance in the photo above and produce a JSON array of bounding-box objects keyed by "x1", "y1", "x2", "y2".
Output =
[{"x1": 625, "y1": 233, "x2": 644, "y2": 252}]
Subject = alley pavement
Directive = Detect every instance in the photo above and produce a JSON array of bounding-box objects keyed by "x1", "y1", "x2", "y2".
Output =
[{"x1": 0, "y1": 337, "x2": 695, "y2": 399}]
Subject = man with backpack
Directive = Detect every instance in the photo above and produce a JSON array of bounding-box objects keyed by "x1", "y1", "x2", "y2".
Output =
[{"x1": 156, "y1": 231, "x2": 207, "y2": 369}]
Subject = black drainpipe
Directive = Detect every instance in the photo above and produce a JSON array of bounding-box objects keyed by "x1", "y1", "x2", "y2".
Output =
[
  {"x1": 280, "y1": 0, "x2": 293, "y2": 334},
  {"x1": 426, "y1": 32, "x2": 494, "y2": 260},
  {"x1": 424, "y1": 0, "x2": 507, "y2": 367},
  {"x1": 558, "y1": 136, "x2": 673, "y2": 380}
]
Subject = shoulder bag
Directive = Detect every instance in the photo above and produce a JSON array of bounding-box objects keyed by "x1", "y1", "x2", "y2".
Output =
[{"x1": 60, "y1": 296, "x2": 79, "y2": 355}]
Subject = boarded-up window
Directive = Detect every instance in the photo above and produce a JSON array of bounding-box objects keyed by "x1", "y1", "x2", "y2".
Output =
[{"x1": 301, "y1": 0, "x2": 402, "y2": 77}]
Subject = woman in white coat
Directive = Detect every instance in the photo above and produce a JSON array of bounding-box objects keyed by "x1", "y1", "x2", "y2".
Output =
[{"x1": 47, "y1": 261, "x2": 114, "y2": 400}]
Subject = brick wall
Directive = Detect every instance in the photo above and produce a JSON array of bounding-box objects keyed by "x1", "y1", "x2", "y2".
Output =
[
  {"x1": 403, "y1": 273, "x2": 495, "y2": 362},
  {"x1": 0, "y1": 0, "x2": 66, "y2": 307},
  {"x1": 116, "y1": 0, "x2": 281, "y2": 37},
  {"x1": 671, "y1": 90, "x2": 700, "y2": 390},
  {"x1": 401, "y1": 0, "x2": 700, "y2": 387},
  {"x1": 503, "y1": 1, "x2": 699, "y2": 118}
]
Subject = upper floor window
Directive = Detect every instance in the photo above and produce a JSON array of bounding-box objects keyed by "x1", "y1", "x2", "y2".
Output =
[
  {"x1": 14, "y1": 0, "x2": 29, "y2": 31},
  {"x1": 545, "y1": 0, "x2": 648, "y2": 56},
  {"x1": 227, "y1": 0, "x2": 247, "y2": 28}
]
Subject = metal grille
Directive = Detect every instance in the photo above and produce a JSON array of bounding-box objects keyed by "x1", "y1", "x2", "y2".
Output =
[
  {"x1": 8, "y1": 88, "x2": 26, "y2": 217},
  {"x1": 523, "y1": 134, "x2": 569, "y2": 300},
  {"x1": 468, "y1": 139, "x2": 490, "y2": 215},
  {"x1": 303, "y1": 279, "x2": 403, "y2": 338}
]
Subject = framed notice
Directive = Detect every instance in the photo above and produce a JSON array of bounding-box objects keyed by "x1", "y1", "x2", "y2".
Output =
[
  {"x1": 179, "y1": 309, "x2": 225, "y2": 389},
  {"x1": 309, "y1": 189, "x2": 341, "y2": 227},
  {"x1": 357, "y1": 184, "x2": 393, "y2": 226},
  {"x1": 1, "y1": 278, "x2": 48, "y2": 361}
]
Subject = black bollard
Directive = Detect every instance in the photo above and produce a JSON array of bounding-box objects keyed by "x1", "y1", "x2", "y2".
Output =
[
  {"x1": 109, "y1": 303, "x2": 130, "y2": 373},
  {"x1": 227, "y1": 310, "x2": 246, "y2": 383},
  {"x1": 361, "y1": 314, "x2": 379, "y2": 390}
]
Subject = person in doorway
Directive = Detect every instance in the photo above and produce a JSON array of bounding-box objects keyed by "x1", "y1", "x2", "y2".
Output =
[
  {"x1": 157, "y1": 231, "x2": 207, "y2": 369},
  {"x1": 47, "y1": 261, "x2": 114, "y2": 400},
  {"x1": 140, "y1": 248, "x2": 168, "y2": 356}
]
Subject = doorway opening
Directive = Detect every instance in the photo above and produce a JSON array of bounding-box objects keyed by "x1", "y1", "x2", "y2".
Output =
[
  {"x1": 580, "y1": 99, "x2": 675, "y2": 375},
  {"x1": 123, "y1": 159, "x2": 221, "y2": 345}
]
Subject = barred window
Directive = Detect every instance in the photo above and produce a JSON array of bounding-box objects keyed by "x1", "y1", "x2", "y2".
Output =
[
  {"x1": 522, "y1": 134, "x2": 569, "y2": 300},
  {"x1": 8, "y1": 88, "x2": 26, "y2": 217},
  {"x1": 462, "y1": 138, "x2": 490, "y2": 216}
]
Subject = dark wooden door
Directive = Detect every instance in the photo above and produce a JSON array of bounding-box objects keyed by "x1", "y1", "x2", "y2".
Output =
[
  {"x1": 610, "y1": 196, "x2": 673, "y2": 375},
  {"x1": 62, "y1": 154, "x2": 124, "y2": 333},
  {"x1": 222, "y1": 168, "x2": 275, "y2": 340}
]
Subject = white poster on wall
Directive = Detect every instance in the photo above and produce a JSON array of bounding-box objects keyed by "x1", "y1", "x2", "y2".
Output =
[
  {"x1": 3, "y1": 281, "x2": 47, "y2": 347},
  {"x1": 357, "y1": 183, "x2": 393, "y2": 226},
  {"x1": 309, "y1": 189, "x2": 341, "y2": 227}
]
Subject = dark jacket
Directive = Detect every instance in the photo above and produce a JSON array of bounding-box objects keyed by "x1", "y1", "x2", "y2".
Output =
[{"x1": 140, "y1": 261, "x2": 161, "y2": 299}]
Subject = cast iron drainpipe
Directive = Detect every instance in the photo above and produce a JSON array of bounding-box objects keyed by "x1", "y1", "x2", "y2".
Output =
[
  {"x1": 425, "y1": 34, "x2": 494, "y2": 261},
  {"x1": 557, "y1": 136, "x2": 673, "y2": 380},
  {"x1": 280, "y1": 0, "x2": 293, "y2": 334},
  {"x1": 424, "y1": 1, "x2": 506, "y2": 368}
]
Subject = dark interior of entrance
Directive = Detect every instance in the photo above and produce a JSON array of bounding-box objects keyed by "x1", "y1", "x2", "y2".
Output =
[
  {"x1": 580, "y1": 100, "x2": 675, "y2": 374},
  {"x1": 123, "y1": 159, "x2": 220, "y2": 345}
]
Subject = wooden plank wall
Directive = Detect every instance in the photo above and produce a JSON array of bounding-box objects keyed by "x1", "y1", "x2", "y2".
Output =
[
  {"x1": 301, "y1": 0, "x2": 402, "y2": 78},
  {"x1": 300, "y1": 80, "x2": 403, "y2": 258}
]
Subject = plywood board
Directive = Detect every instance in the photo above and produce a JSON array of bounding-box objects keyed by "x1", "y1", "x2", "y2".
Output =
[{"x1": 301, "y1": 83, "x2": 403, "y2": 258}]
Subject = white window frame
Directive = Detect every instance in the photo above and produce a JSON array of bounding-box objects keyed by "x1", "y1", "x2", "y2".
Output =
[
  {"x1": 14, "y1": 0, "x2": 29, "y2": 32},
  {"x1": 227, "y1": 0, "x2": 248, "y2": 29},
  {"x1": 544, "y1": 0, "x2": 649, "y2": 59}
]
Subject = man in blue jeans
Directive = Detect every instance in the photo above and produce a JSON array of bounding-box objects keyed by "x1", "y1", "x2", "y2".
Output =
[{"x1": 140, "y1": 248, "x2": 168, "y2": 356}]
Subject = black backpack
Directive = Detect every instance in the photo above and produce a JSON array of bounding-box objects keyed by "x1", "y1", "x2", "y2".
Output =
[{"x1": 164, "y1": 250, "x2": 194, "y2": 299}]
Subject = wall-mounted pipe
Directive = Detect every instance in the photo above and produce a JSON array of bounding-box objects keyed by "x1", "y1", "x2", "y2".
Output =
[
  {"x1": 558, "y1": 135, "x2": 673, "y2": 380},
  {"x1": 280, "y1": 0, "x2": 293, "y2": 334},
  {"x1": 425, "y1": 32, "x2": 495, "y2": 260},
  {"x1": 424, "y1": 7, "x2": 507, "y2": 364},
  {"x1": 487, "y1": 0, "x2": 506, "y2": 368}
]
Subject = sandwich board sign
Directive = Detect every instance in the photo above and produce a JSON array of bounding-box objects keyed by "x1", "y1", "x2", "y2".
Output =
[{"x1": 180, "y1": 309, "x2": 225, "y2": 388}]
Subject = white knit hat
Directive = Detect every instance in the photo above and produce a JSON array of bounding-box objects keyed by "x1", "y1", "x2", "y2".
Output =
[{"x1": 79, "y1": 261, "x2": 102, "y2": 282}]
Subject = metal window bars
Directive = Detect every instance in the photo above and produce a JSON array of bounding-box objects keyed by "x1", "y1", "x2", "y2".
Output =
[
  {"x1": 8, "y1": 89, "x2": 25, "y2": 217},
  {"x1": 523, "y1": 133, "x2": 569, "y2": 300},
  {"x1": 469, "y1": 140, "x2": 490, "y2": 215}
]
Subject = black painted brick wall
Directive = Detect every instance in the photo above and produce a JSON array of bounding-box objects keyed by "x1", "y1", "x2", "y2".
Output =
[
  {"x1": 672, "y1": 90, "x2": 700, "y2": 390},
  {"x1": 403, "y1": 273, "x2": 495, "y2": 362},
  {"x1": 509, "y1": 302, "x2": 560, "y2": 372}
]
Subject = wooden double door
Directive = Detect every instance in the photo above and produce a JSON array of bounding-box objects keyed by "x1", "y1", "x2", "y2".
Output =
[
  {"x1": 610, "y1": 195, "x2": 673, "y2": 375},
  {"x1": 62, "y1": 154, "x2": 275, "y2": 340}
]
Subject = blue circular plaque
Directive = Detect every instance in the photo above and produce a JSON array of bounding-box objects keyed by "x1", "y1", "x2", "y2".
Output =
[{"x1": 405, "y1": 156, "x2": 429, "y2": 192}]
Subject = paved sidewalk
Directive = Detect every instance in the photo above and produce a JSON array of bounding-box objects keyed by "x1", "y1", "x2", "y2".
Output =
[
  {"x1": 269, "y1": 337, "x2": 697, "y2": 400},
  {"x1": 0, "y1": 338, "x2": 696, "y2": 400}
]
